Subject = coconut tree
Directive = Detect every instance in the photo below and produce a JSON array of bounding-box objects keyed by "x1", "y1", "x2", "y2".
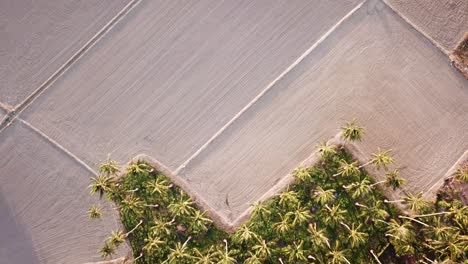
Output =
[
  {"x1": 449, "y1": 204, "x2": 468, "y2": 229},
  {"x1": 252, "y1": 238, "x2": 273, "y2": 260},
  {"x1": 403, "y1": 192, "x2": 431, "y2": 213},
  {"x1": 108, "y1": 230, "x2": 126, "y2": 247},
  {"x1": 151, "y1": 218, "x2": 174, "y2": 237},
  {"x1": 371, "y1": 169, "x2": 405, "y2": 190},
  {"x1": 233, "y1": 224, "x2": 257, "y2": 244},
  {"x1": 189, "y1": 210, "x2": 213, "y2": 234},
  {"x1": 273, "y1": 213, "x2": 292, "y2": 235},
  {"x1": 244, "y1": 253, "x2": 262, "y2": 264},
  {"x1": 423, "y1": 218, "x2": 459, "y2": 241},
  {"x1": 308, "y1": 223, "x2": 331, "y2": 249},
  {"x1": 286, "y1": 205, "x2": 312, "y2": 226},
  {"x1": 121, "y1": 194, "x2": 145, "y2": 216},
  {"x1": 385, "y1": 219, "x2": 415, "y2": 242},
  {"x1": 339, "y1": 222, "x2": 368, "y2": 248},
  {"x1": 163, "y1": 236, "x2": 192, "y2": 263},
  {"x1": 146, "y1": 177, "x2": 171, "y2": 196},
  {"x1": 127, "y1": 161, "x2": 151, "y2": 176},
  {"x1": 343, "y1": 178, "x2": 372, "y2": 199},
  {"x1": 323, "y1": 204, "x2": 346, "y2": 227},
  {"x1": 100, "y1": 155, "x2": 120, "y2": 176},
  {"x1": 357, "y1": 200, "x2": 390, "y2": 224},
  {"x1": 317, "y1": 141, "x2": 337, "y2": 159},
  {"x1": 328, "y1": 242, "x2": 351, "y2": 264},
  {"x1": 143, "y1": 234, "x2": 164, "y2": 253},
  {"x1": 168, "y1": 195, "x2": 195, "y2": 218},
  {"x1": 293, "y1": 167, "x2": 312, "y2": 182},
  {"x1": 89, "y1": 174, "x2": 113, "y2": 198},
  {"x1": 334, "y1": 160, "x2": 360, "y2": 178},
  {"x1": 359, "y1": 149, "x2": 394, "y2": 170},
  {"x1": 285, "y1": 241, "x2": 308, "y2": 262},
  {"x1": 279, "y1": 190, "x2": 299, "y2": 209},
  {"x1": 216, "y1": 239, "x2": 237, "y2": 264},
  {"x1": 100, "y1": 241, "x2": 116, "y2": 258},
  {"x1": 312, "y1": 186, "x2": 335, "y2": 205},
  {"x1": 455, "y1": 164, "x2": 468, "y2": 183},
  {"x1": 427, "y1": 233, "x2": 468, "y2": 260},
  {"x1": 88, "y1": 204, "x2": 102, "y2": 219},
  {"x1": 341, "y1": 119, "x2": 365, "y2": 144},
  {"x1": 251, "y1": 201, "x2": 271, "y2": 225},
  {"x1": 193, "y1": 246, "x2": 217, "y2": 264}
]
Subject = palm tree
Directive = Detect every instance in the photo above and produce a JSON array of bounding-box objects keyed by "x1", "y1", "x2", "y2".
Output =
[
  {"x1": 323, "y1": 204, "x2": 346, "y2": 227},
  {"x1": 168, "y1": 195, "x2": 195, "y2": 218},
  {"x1": 403, "y1": 192, "x2": 431, "y2": 213},
  {"x1": 279, "y1": 190, "x2": 299, "y2": 208},
  {"x1": 151, "y1": 218, "x2": 174, "y2": 237},
  {"x1": 339, "y1": 222, "x2": 368, "y2": 248},
  {"x1": 328, "y1": 242, "x2": 351, "y2": 264},
  {"x1": 334, "y1": 160, "x2": 360, "y2": 177},
  {"x1": 88, "y1": 204, "x2": 102, "y2": 219},
  {"x1": 312, "y1": 186, "x2": 335, "y2": 205},
  {"x1": 100, "y1": 154, "x2": 120, "y2": 176},
  {"x1": 193, "y1": 246, "x2": 217, "y2": 264},
  {"x1": 359, "y1": 149, "x2": 394, "y2": 170},
  {"x1": 146, "y1": 177, "x2": 172, "y2": 196},
  {"x1": 252, "y1": 238, "x2": 272, "y2": 260},
  {"x1": 341, "y1": 119, "x2": 365, "y2": 144},
  {"x1": 385, "y1": 219, "x2": 415, "y2": 242},
  {"x1": 143, "y1": 234, "x2": 164, "y2": 253},
  {"x1": 427, "y1": 233, "x2": 468, "y2": 260},
  {"x1": 251, "y1": 201, "x2": 271, "y2": 224},
  {"x1": 108, "y1": 230, "x2": 126, "y2": 247},
  {"x1": 163, "y1": 236, "x2": 192, "y2": 263},
  {"x1": 286, "y1": 205, "x2": 312, "y2": 226},
  {"x1": 285, "y1": 241, "x2": 308, "y2": 262},
  {"x1": 189, "y1": 210, "x2": 213, "y2": 234},
  {"x1": 233, "y1": 224, "x2": 257, "y2": 244},
  {"x1": 127, "y1": 161, "x2": 151, "y2": 175},
  {"x1": 308, "y1": 223, "x2": 331, "y2": 249},
  {"x1": 121, "y1": 194, "x2": 145, "y2": 216},
  {"x1": 100, "y1": 241, "x2": 116, "y2": 258},
  {"x1": 293, "y1": 167, "x2": 312, "y2": 182},
  {"x1": 273, "y1": 213, "x2": 292, "y2": 235},
  {"x1": 454, "y1": 164, "x2": 468, "y2": 183},
  {"x1": 371, "y1": 169, "x2": 405, "y2": 190},
  {"x1": 216, "y1": 239, "x2": 237, "y2": 264},
  {"x1": 244, "y1": 253, "x2": 262, "y2": 264},
  {"x1": 317, "y1": 141, "x2": 337, "y2": 159},
  {"x1": 343, "y1": 179, "x2": 372, "y2": 199},
  {"x1": 357, "y1": 200, "x2": 390, "y2": 224},
  {"x1": 89, "y1": 174, "x2": 113, "y2": 198}
]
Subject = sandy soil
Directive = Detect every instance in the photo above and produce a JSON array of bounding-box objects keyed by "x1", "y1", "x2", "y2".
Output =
[
  {"x1": 20, "y1": 0, "x2": 361, "y2": 170},
  {"x1": 0, "y1": 121, "x2": 128, "y2": 263},
  {"x1": 179, "y1": 1, "x2": 468, "y2": 222},
  {"x1": 0, "y1": 0, "x2": 131, "y2": 107},
  {"x1": 385, "y1": 0, "x2": 468, "y2": 52}
]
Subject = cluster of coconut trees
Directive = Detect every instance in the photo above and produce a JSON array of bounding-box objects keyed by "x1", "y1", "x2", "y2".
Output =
[{"x1": 87, "y1": 120, "x2": 467, "y2": 263}]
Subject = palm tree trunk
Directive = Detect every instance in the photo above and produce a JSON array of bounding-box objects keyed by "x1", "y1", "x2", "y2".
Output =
[
  {"x1": 370, "y1": 180, "x2": 386, "y2": 187},
  {"x1": 384, "y1": 199, "x2": 404, "y2": 203},
  {"x1": 370, "y1": 250, "x2": 382, "y2": 264},
  {"x1": 398, "y1": 215, "x2": 429, "y2": 227},
  {"x1": 358, "y1": 160, "x2": 373, "y2": 169},
  {"x1": 125, "y1": 219, "x2": 143, "y2": 237},
  {"x1": 413, "y1": 212, "x2": 450, "y2": 218}
]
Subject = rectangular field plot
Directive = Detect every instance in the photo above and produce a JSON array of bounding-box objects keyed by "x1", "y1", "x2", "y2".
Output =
[
  {"x1": 21, "y1": 0, "x2": 361, "y2": 170},
  {"x1": 0, "y1": 121, "x2": 128, "y2": 263},
  {"x1": 180, "y1": 2, "x2": 468, "y2": 222},
  {"x1": 0, "y1": 0, "x2": 131, "y2": 107}
]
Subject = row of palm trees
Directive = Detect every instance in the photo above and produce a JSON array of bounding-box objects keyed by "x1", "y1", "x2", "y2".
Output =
[{"x1": 87, "y1": 119, "x2": 467, "y2": 263}]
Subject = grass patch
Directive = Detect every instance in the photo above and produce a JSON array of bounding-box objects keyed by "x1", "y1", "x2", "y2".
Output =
[{"x1": 89, "y1": 122, "x2": 468, "y2": 263}]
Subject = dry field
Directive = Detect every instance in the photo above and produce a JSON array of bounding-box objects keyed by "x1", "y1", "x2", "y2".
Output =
[{"x1": 0, "y1": 0, "x2": 467, "y2": 262}]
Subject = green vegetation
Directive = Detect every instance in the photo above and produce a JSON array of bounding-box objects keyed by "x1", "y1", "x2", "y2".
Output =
[{"x1": 88, "y1": 121, "x2": 468, "y2": 263}]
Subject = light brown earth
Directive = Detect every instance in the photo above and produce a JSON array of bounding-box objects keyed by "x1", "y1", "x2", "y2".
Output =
[
  {"x1": 385, "y1": 0, "x2": 468, "y2": 52},
  {"x1": 20, "y1": 0, "x2": 361, "y2": 169},
  {"x1": 0, "y1": 0, "x2": 131, "y2": 107},
  {"x1": 0, "y1": 0, "x2": 467, "y2": 261},
  {"x1": 0, "y1": 121, "x2": 128, "y2": 263}
]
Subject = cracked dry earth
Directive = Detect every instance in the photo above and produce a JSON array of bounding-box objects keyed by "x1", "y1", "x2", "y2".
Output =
[{"x1": 0, "y1": 0, "x2": 467, "y2": 263}]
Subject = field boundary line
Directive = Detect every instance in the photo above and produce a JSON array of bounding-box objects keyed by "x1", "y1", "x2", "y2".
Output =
[
  {"x1": 0, "y1": 0, "x2": 141, "y2": 131},
  {"x1": 175, "y1": 1, "x2": 366, "y2": 174},
  {"x1": 19, "y1": 119, "x2": 98, "y2": 176}
]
